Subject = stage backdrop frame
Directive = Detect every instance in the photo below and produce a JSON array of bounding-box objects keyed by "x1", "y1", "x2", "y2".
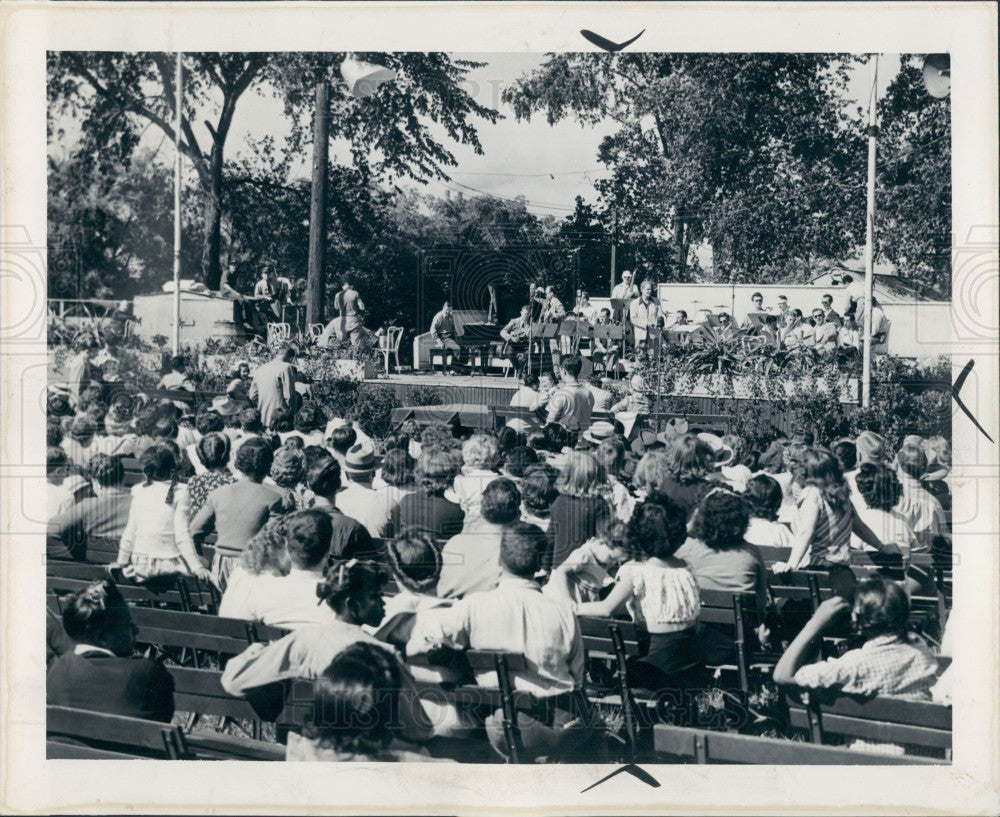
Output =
[{"x1": 418, "y1": 246, "x2": 580, "y2": 332}]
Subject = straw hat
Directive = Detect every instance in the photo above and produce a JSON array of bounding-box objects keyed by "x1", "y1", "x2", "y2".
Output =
[
  {"x1": 697, "y1": 432, "x2": 735, "y2": 467},
  {"x1": 210, "y1": 395, "x2": 241, "y2": 417},
  {"x1": 344, "y1": 443, "x2": 379, "y2": 475},
  {"x1": 582, "y1": 421, "x2": 616, "y2": 445}
]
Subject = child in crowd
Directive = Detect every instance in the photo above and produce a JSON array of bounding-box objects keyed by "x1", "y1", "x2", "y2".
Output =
[
  {"x1": 451, "y1": 433, "x2": 500, "y2": 523},
  {"x1": 110, "y1": 444, "x2": 211, "y2": 583},
  {"x1": 774, "y1": 577, "x2": 940, "y2": 700},
  {"x1": 742, "y1": 474, "x2": 793, "y2": 550},
  {"x1": 544, "y1": 518, "x2": 631, "y2": 605},
  {"x1": 576, "y1": 493, "x2": 702, "y2": 689},
  {"x1": 289, "y1": 643, "x2": 446, "y2": 763}
]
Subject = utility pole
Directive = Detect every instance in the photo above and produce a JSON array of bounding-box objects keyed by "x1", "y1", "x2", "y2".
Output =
[
  {"x1": 861, "y1": 55, "x2": 879, "y2": 410},
  {"x1": 306, "y1": 81, "x2": 329, "y2": 328},
  {"x1": 609, "y1": 204, "x2": 617, "y2": 293},
  {"x1": 172, "y1": 52, "x2": 183, "y2": 355}
]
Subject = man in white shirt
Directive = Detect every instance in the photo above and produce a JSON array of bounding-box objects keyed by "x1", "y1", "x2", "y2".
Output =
[
  {"x1": 220, "y1": 510, "x2": 338, "y2": 629},
  {"x1": 335, "y1": 443, "x2": 389, "y2": 538},
  {"x1": 842, "y1": 274, "x2": 866, "y2": 318},
  {"x1": 248, "y1": 345, "x2": 298, "y2": 429},
  {"x1": 508, "y1": 372, "x2": 539, "y2": 409},
  {"x1": 894, "y1": 445, "x2": 949, "y2": 553},
  {"x1": 628, "y1": 280, "x2": 661, "y2": 347},
  {"x1": 585, "y1": 374, "x2": 613, "y2": 413},
  {"x1": 436, "y1": 478, "x2": 521, "y2": 598},
  {"x1": 409, "y1": 520, "x2": 597, "y2": 761},
  {"x1": 157, "y1": 356, "x2": 195, "y2": 392},
  {"x1": 610, "y1": 270, "x2": 639, "y2": 304},
  {"x1": 544, "y1": 355, "x2": 594, "y2": 436}
]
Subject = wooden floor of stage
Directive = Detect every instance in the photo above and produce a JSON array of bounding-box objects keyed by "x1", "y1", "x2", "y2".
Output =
[
  {"x1": 365, "y1": 371, "x2": 520, "y2": 390},
  {"x1": 363, "y1": 370, "x2": 522, "y2": 407}
]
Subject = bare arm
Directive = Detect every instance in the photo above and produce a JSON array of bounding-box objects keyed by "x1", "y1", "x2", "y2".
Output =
[
  {"x1": 575, "y1": 575, "x2": 633, "y2": 619},
  {"x1": 773, "y1": 597, "x2": 851, "y2": 686}
]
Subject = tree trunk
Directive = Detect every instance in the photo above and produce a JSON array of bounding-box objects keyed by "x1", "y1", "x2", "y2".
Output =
[{"x1": 201, "y1": 145, "x2": 224, "y2": 291}]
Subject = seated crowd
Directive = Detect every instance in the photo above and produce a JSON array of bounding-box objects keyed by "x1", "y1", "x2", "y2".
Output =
[{"x1": 45, "y1": 352, "x2": 953, "y2": 763}]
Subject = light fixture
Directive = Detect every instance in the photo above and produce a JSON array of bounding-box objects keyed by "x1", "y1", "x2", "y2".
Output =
[
  {"x1": 340, "y1": 54, "x2": 397, "y2": 99},
  {"x1": 921, "y1": 53, "x2": 951, "y2": 99}
]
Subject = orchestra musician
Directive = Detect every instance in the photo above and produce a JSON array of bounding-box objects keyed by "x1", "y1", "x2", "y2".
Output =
[
  {"x1": 430, "y1": 301, "x2": 462, "y2": 373},
  {"x1": 219, "y1": 263, "x2": 265, "y2": 336},
  {"x1": 628, "y1": 279, "x2": 662, "y2": 348},
  {"x1": 611, "y1": 270, "x2": 639, "y2": 302},
  {"x1": 254, "y1": 267, "x2": 291, "y2": 322},
  {"x1": 574, "y1": 290, "x2": 598, "y2": 323},
  {"x1": 589, "y1": 307, "x2": 619, "y2": 372},
  {"x1": 499, "y1": 304, "x2": 532, "y2": 374},
  {"x1": 539, "y1": 285, "x2": 566, "y2": 322}
]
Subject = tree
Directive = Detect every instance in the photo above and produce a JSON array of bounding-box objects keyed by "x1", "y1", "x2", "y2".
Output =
[
  {"x1": 48, "y1": 51, "x2": 500, "y2": 290},
  {"x1": 47, "y1": 147, "x2": 202, "y2": 299},
  {"x1": 504, "y1": 53, "x2": 867, "y2": 283},
  {"x1": 875, "y1": 55, "x2": 951, "y2": 299}
]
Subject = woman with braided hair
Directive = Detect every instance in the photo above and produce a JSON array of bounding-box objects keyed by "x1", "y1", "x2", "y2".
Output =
[
  {"x1": 220, "y1": 557, "x2": 435, "y2": 746},
  {"x1": 108, "y1": 444, "x2": 211, "y2": 584}
]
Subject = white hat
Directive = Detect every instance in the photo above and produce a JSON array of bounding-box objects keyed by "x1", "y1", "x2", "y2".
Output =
[{"x1": 697, "y1": 432, "x2": 735, "y2": 467}]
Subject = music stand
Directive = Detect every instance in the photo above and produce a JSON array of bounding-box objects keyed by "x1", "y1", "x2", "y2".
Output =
[{"x1": 610, "y1": 298, "x2": 628, "y2": 325}]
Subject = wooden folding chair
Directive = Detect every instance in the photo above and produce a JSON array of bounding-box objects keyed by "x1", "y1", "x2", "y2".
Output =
[
  {"x1": 652, "y1": 723, "x2": 945, "y2": 765},
  {"x1": 787, "y1": 693, "x2": 952, "y2": 759},
  {"x1": 47, "y1": 705, "x2": 191, "y2": 759}
]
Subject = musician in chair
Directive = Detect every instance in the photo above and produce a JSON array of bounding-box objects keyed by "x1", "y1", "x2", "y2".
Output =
[
  {"x1": 500, "y1": 304, "x2": 532, "y2": 375},
  {"x1": 430, "y1": 301, "x2": 462, "y2": 373}
]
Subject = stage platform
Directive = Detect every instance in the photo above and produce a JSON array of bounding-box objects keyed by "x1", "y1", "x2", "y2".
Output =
[{"x1": 363, "y1": 371, "x2": 521, "y2": 409}]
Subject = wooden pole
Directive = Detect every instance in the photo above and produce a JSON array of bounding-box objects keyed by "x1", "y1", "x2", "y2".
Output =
[
  {"x1": 861, "y1": 55, "x2": 879, "y2": 409},
  {"x1": 306, "y1": 81, "x2": 329, "y2": 328},
  {"x1": 609, "y1": 205, "x2": 617, "y2": 295},
  {"x1": 172, "y1": 52, "x2": 183, "y2": 355}
]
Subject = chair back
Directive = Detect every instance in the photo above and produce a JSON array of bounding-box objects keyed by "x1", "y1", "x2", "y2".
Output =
[
  {"x1": 46, "y1": 705, "x2": 190, "y2": 759},
  {"x1": 653, "y1": 723, "x2": 945, "y2": 765},
  {"x1": 267, "y1": 323, "x2": 292, "y2": 345},
  {"x1": 787, "y1": 693, "x2": 952, "y2": 757}
]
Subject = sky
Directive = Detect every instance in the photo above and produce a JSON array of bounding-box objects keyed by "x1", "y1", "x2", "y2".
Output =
[
  {"x1": 226, "y1": 52, "x2": 902, "y2": 216},
  {"x1": 59, "y1": 52, "x2": 904, "y2": 218}
]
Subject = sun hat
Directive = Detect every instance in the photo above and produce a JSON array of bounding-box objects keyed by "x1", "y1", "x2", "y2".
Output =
[
  {"x1": 583, "y1": 421, "x2": 616, "y2": 445},
  {"x1": 210, "y1": 395, "x2": 241, "y2": 416},
  {"x1": 697, "y1": 432, "x2": 735, "y2": 467},
  {"x1": 656, "y1": 417, "x2": 689, "y2": 445},
  {"x1": 344, "y1": 442, "x2": 379, "y2": 475}
]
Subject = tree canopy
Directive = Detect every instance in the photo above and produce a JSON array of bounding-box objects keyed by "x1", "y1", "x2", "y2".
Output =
[
  {"x1": 48, "y1": 51, "x2": 501, "y2": 289},
  {"x1": 504, "y1": 53, "x2": 870, "y2": 283}
]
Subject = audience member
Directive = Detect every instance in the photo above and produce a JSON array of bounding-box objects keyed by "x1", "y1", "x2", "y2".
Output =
[
  {"x1": 189, "y1": 437, "x2": 288, "y2": 589},
  {"x1": 519, "y1": 462, "x2": 559, "y2": 532},
  {"x1": 48, "y1": 453, "x2": 131, "y2": 560},
  {"x1": 545, "y1": 518, "x2": 631, "y2": 605},
  {"x1": 110, "y1": 444, "x2": 210, "y2": 583},
  {"x1": 269, "y1": 443, "x2": 311, "y2": 510},
  {"x1": 336, "y1": 444, "x2": 389, "y2": 538},
  {"x1": 218, "y1": 517, "x2": 292, "y2": 620},
  {"x1": 221, "y1": 559, "x2": 434, "y2": 743},
  {"x1": 452, "y1": 434, "x2": 500, "y2": 524},
  {"x1": 306, "y1": 456, "x2": 378, "y2": 561},
  {"x1": 742, "y1": 474, "x2": 793, "y2": 549},
  {"x1": 576, "y1": 493, "x2": 702, "y2": 693},
  {"x1": 774, "y1": 578, "x2": 939, "y2": 700},
  {"x1": 185, "y1": 432, "x2": 236, "y2": 518},
  {"x1": 249, "y1": 344, "x2": 298, "y2": 429},
  {"x1": 437, "y1": 478, "x2": 522, "y2": 599},
  {"x1": 894, "y1": 444, "x2": 949, "y2": 554},
  {"x1": 223, "y1": 510, "x2": 339, "y2": 629},
  {"x1": 157, "y1": 355, "x2": 195, "y2": 392},
  {"x1": 389, "y1": 448, "x2": 465, "y2": 540},
  {"x1": 548, "y1": 452, "x2": 611, "y2": 570},
  {"x1": 48, "y1": 579, "x2": 175, "y2": 722},
  {"x1": 408, "y1": 522, "x2": 596, "y2": 762},
  {"x1": 288, "y1": 643, "x2": 443, "y2": 763}
]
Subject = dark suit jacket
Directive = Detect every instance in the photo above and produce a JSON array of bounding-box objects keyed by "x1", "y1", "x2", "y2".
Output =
[{"x1": 47, "y1": 650, "x2": 175, "y2": 722}]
